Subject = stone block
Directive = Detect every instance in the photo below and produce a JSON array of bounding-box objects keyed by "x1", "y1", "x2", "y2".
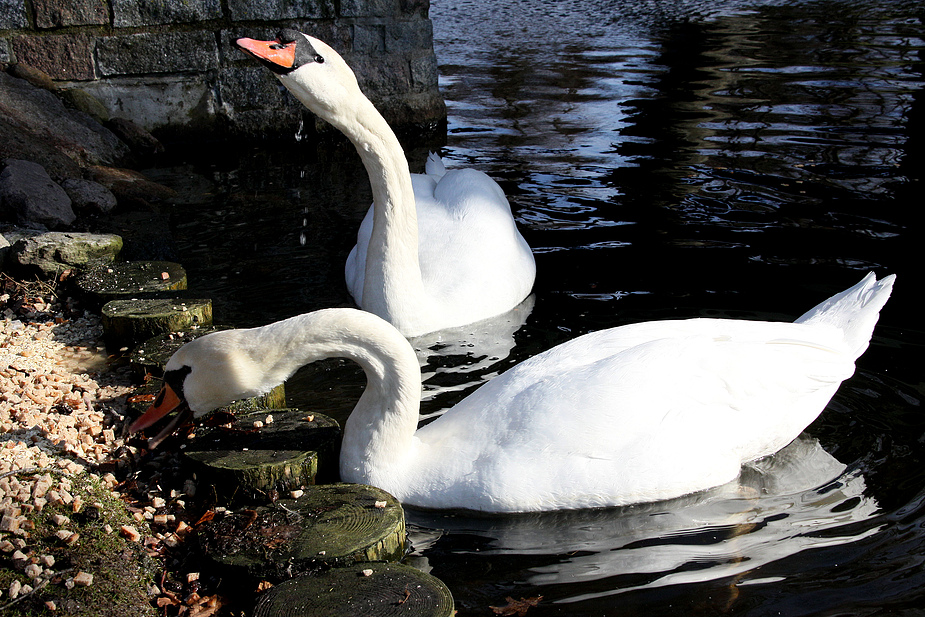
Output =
[
  {"x1": 410, "y1": 52, "x2": 439, "y2": 91},
  {"x1": 0, "y1": 39, "x2": 10, "y2": 64},
  {"x1": 0, "y1": 0, "x2": 26, "y2": 29},
  {"x1": 353, "y1": 24, "x2": 385, "y2": 55},
  {"x1": 340, "y1": 0, "x2": 399, "y2": 18},
  {"x1": 400, "y1": 0, "x2": 429, "y2": 16},
  {"x1": 218, "y1": 66, "x2": 285, "y2": 111},
  {"x1": 11, "y1": 34, "x2": 94, "y2": 81},
  {"x1": 350, "y1": 54, "x2": 410, "y2": 99},
  {"x1": 227, "y1": 0, "x2": 334, "y2": 21},
  {"x1": 77, "y1": 75, "x2": 218, "y2": 132},
  {"x1": 112, "y1": 0, "x2": 222, "y2": 27},
  {"x1": 96, "y1": 32, "x2": 218, "y2": 77},
  {"x1": 385, "y1": 19, "x2": 433, "y2": 54},
  {"x1": 34, "y1": 0, "x2": 108, "y2": 28}
]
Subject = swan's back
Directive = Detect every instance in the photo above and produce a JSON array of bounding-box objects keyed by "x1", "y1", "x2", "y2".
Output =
[
  {"x1": 347, "y1": 158, "x2": 535, "y2": 327},
  {"x1": 395, "y1": 274, "x2": 894, "y2": 511}
]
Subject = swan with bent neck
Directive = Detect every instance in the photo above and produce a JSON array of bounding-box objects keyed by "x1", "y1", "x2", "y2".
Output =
[
  {"x1": 130, "y1": 273, "x2": 894, "y2": 513},
  {"x1": 236, "y1": 30, "x2": 536, "y2": 337}
]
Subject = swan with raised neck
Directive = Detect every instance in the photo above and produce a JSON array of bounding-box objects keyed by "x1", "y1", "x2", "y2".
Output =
[
  {"x1": 130, "y1": 273, "x2": 895, "y2": 513},
  {"x1": 236, "y1": 30, "x2": 536, "y2": 336}
]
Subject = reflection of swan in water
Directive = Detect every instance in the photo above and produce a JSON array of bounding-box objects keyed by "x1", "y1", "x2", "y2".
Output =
[
  {"x1": 412, "y1": 295, "x2": 535, "y2": 415},
  {"x1": 407, "y1": 436, "x2": 879, "y2": 598}
]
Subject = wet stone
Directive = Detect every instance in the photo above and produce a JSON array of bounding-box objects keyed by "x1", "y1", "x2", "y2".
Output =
[
  {"x1": 75, "y1": 260, "x2": 187, "y2": 309},
  {"x1": 196, "y1": 483, "x2": 405, "y2": 581},
  {"x1": 182, "y1": 408, "x2": 340, "y2": 502},
  {"x1": 253, "y1": 562, "x2": 454, "y2": 617},
  {"x1": 101, "y1": 297, "x2": 212, "y2": 351}
]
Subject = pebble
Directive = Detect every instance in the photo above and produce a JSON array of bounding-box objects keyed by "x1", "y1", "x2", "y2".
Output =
[{"x1": 1, "y1": 287, "x2": 142, "y2": 599}]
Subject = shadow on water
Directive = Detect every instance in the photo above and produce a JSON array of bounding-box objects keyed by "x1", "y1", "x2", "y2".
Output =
[{"x1": 145, "y1": 0, "x2": 924, "y2": 614}]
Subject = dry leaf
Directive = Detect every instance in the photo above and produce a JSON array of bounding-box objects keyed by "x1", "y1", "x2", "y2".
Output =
[{"x1": 490, "y1": 596, "x2": 543, "y2": 616}]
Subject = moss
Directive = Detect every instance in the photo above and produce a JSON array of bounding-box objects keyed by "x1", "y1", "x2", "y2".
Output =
[{"x1": 0, "y1": 471, "x2": 158, "y2": 616}]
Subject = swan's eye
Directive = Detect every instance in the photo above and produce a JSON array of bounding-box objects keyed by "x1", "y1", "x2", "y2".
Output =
[{"x1": 314, "y1": 54, "x2": 324, "y2": 63}]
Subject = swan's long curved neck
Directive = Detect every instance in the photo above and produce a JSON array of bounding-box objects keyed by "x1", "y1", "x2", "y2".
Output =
[
  {"x1": 328, "y1": 96, "x2": 430, "y2": 326},
  {"x1": 254, "y1": 310, "x2": 423, "y2": 483}
]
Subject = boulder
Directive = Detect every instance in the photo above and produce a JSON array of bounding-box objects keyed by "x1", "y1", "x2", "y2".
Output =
[
  {"x1": 0, "y1": 70, "x2": 130, "y2": 179},
  {"x1": 0, "y1": 159, "x2": 76, "y2": 228},
  {"x1": 61, "y1": 178, "x2": 117, "y2": 214},
  {"x1": 11, "y1": 231, "x2": 122, "y2": 276}
]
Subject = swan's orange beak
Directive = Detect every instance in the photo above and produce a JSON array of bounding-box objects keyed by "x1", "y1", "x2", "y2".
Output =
[
  {"x1": 236, "y1": 37, "x2": 296, "y2": 70},
  {"x1": 128, "y1": 383, "x2": 193, "y2": 449}
]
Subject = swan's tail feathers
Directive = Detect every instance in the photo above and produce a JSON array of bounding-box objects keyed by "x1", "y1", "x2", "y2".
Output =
[
  {"x1": 425, "y1": 152, "x2": 447, "y2": 179},
  {"x1": 795, "y1": 272, "x2": 896, "y2": 359}
]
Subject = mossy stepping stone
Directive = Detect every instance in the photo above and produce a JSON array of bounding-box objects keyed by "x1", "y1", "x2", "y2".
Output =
[
  {"x1": 129, "y1": 326, "x2": 225, "y2": 377},
  {"x1": 196, "y1": 484, "x2": 406, "y2": 580},
  {"x1": 183, "y1": 408, "x2": 340, "y2": 501},
  {"x1": 101, "y1": 297, "x2": 212, "y2": 351},
  {"x1": 253, "y1": 563, "x2": 454, "y2": 617},
  {"x1": 75, "y1": 260, "x2": 187, "y2": 309}
]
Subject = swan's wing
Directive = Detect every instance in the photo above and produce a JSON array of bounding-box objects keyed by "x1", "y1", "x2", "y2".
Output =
[
  {"x1": 414, "y1": 319, "x2": 856, "y2": 507},
  {"x1": 416, "y1": 168, "x2": 535, "y2": 307}
]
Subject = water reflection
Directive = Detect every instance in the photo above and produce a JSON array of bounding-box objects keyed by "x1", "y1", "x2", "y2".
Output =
[
  {"x1": 406, "y1": 438, "x2": 881, "y2": 612},
  {"x1": 149, "y1": 0, "x2": 923, "y2": 613}
]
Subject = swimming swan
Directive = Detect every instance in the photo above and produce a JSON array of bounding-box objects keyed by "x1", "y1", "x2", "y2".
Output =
[
  {"x1": 236, "y1": 30, "x2": 535, "y2": 337},
  {"x1": 129, "y1": 273, "x2": 894, "y2": 513}
]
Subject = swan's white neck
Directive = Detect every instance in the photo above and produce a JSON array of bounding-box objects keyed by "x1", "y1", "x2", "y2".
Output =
[
  {"x1": 295, "y1": 81, "x2": 431, "y2": 333},
  {"x1": 249, "y1": 309, "x2": 423, "y2": 484}
]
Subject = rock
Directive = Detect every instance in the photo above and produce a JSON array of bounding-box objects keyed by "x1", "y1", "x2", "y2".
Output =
[
  {"x1": 105, "y1": 118, "x2": 164, "y2": 160},
  {"x1": 75, "y1": 260, "x2": 187, "y2": 309},
  {"x1": 0, "y1": 159, "x2": 75, "y2": 228},
  {"x1": 87, "y1": 165, "x2": 177, "y2": 207},
  {"x1": 196, "y1": 484, "x2": 407, "y2": 580},
  {"x1": 60, "y1": 87, "x2": 110, "y2": 124},
  {"x1": 6, "y1": 63, "x2": 55, "y2": 91},
  {"x1": 253, "y1": 563, "x2": 455, "y2": 617},
  {"x1": 101, "y1": 297, "x2": 213, "y2": 351},
  {"x1": 11, "y1": 231, "x2": 123, "y2": 276},
  {"x1": 0, "y1": 71, "x2": 129, "y2": 179},
  {"x1": 0, "y1": 233, "x2": 9, "y2": 265},
  {"x1": 61, "y1": 178, "x2": 117, "y2": 214},
  {"x1": 182, "y1": 409, "x2": 341, "y2": 502}
]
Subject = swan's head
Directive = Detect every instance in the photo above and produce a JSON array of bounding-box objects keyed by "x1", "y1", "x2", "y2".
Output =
[
  {"x1": 235, "y1": 29, "x2": 362, "y2": 122},
  {"x1": 127, "y1": 329, "x2": 269, "y2": 448}
]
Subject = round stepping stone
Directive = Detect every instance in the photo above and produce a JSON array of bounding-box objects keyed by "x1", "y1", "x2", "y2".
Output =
[
  {"x1": 183, "y1": 408, "x2": 340, "y2": 501},
  {"x1": 75, "y1": 260, "x2": 187, "y2": 309},
  {"x1": 253, "y1": 562, "x2": 454, "y2": 617},
  {"x1": 101, "y1": 297, "x2": 212, "y2": 351},
  {"x1": 196, "y1": 484, "x2": 406, "y2": 580}
]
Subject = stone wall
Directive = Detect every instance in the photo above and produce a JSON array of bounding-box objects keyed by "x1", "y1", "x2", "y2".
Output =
[{"x1": 0, "y1": 0, "x2": 446, "y2": 141}]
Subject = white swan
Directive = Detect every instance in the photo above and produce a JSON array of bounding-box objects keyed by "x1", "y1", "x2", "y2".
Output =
[
  {"x1": 129, "y1": 273, "x2": 894, "y2": 513},
  {"x1": 236, "y1": 30, "x2": 536, "y2": 337}
]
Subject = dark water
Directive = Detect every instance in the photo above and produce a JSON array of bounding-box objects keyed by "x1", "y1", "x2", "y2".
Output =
[{"x1": 149, "y1": 0, "x2": 924, "y2": 614}]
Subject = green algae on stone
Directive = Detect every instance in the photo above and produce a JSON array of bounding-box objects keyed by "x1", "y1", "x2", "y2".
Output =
[
  {"x1": 183, "y1": 409, "x2": 340, "y2": 502},
  {"x1": 196, "y1": 484, "x2": 406, "y2": 581},
  {"x1": 101, "y1": 297, "x2": 212, "y2": 351},
  {"x1": 75, "y1": 260, "x2": 187, "y2": 309},
  {"x1": 253, "y1": 562, "x2": 454, "y2": 617}
]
